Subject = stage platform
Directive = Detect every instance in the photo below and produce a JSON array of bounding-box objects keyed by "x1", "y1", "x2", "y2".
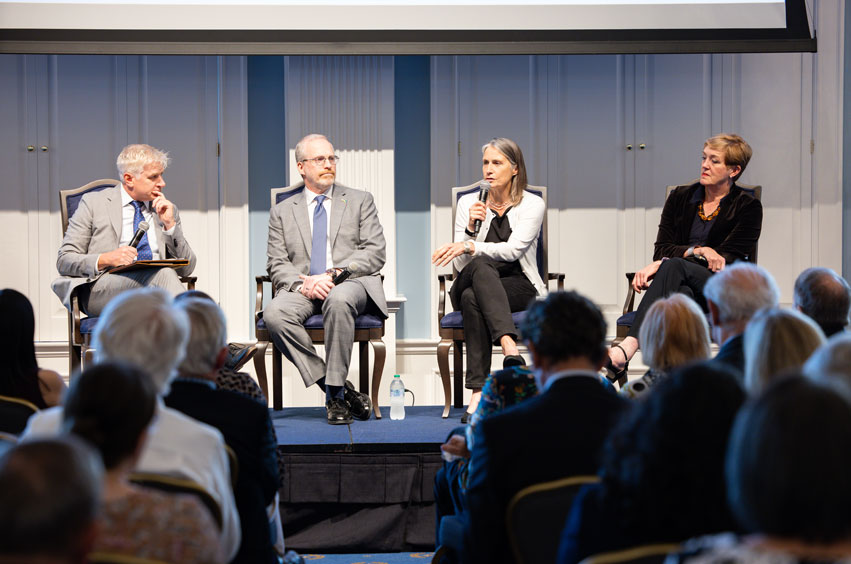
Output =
[{"x1": 272, "y1": 406, "x2": 467, "y2": 553}]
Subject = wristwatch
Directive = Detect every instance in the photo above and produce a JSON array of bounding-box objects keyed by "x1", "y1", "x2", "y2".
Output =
[{"x1": 463, "y1": 241, "x2": 474, "y2": 255}]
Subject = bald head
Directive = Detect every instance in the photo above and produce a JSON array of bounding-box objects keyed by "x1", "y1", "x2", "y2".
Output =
[{"x1": 794, "y1": 267, "x2": 851, "y2": 337}]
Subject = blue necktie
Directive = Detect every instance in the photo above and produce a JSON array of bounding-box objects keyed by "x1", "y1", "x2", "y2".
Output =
[
  {"x1": 131, "y1": 200, "x2": 153, "y2": 260},
  {"x1": 309, "y1": 195, "x2": 327, "y2": 275}
]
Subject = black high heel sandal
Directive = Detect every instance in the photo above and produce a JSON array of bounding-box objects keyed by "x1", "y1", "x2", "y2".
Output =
[{"x1": 605, "y1": 344, "x2": 629, "y2": 384}]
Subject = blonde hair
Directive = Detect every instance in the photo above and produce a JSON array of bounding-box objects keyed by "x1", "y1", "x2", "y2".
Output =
[
  {"x1": 639, "y1": 294, "x2": 711, "y2": 373},
  {"x1": 704, "y1": 133, "x2": 752, "y2": 181},
  {"x1": 482, "y1": 137, "x2": 528, "y2": 205},
  {"x1": 116, "y1": 144, "x2": 170, "y2": 177},
  {"x1": 744, "y1": 308, "x2": 826, "y2": 393}
]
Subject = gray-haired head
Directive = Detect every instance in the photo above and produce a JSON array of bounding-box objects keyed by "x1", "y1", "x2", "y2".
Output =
[
  {"x1": 294, "y1": 133, "x2": 331, "y2": 163},
  {"x1": 0, "y1": 436, "x2": 103, "y2": 562},
  {"x1": 116, "y1": 143, "x2": 170, "y2": 177},
  {"x1": 804, "y1": 332, "x2": 851, "y2": 389},
  {"x1": 174, "y1": 296, "x2": 228, "y2": 377},
  {"x1": 794, "y1": 267, "x2": 851, "y2": 337},
  {"x1": 703, "y1": 262, "x2": 780, "y2": 326},
  {"x1": 92, "y1": 287, "x2": 189, "y2": 395}
]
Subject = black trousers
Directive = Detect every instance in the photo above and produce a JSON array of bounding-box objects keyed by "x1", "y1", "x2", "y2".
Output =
[
  {"x1": 627, "y1": 257, "x2": 713, "y2": 339},
  {"x1": 450, "y1": 256, "x2": 537, "y2": 389}
]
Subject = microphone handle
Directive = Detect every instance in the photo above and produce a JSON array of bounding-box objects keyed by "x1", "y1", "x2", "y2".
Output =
[
  {"x1": 129, "y1": 228, "x2": 145, "y2": 248},
  {"x1": 472, "y1": 186, "x2": 489, "y2": 236},
  {"x1": 332, "y1": 269, "x2": 351, "y2": 285}
]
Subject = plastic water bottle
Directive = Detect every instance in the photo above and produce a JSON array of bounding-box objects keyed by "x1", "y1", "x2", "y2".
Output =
[{"x1": 390, "y1": 374, "x2": 405, "y2": 420}]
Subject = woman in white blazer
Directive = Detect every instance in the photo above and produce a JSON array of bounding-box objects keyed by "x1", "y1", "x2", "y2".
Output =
[{"x1": 432, "y1": 138, "x2": 545, "y2": 421}]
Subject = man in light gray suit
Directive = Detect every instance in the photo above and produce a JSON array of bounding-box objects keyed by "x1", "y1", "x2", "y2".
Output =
[
  {"x1": 52, "y1": 144, "x2": 196, "y2": 317},
  {"x1": 264, "y1": 134, "x2": 388, "y2": 424}
]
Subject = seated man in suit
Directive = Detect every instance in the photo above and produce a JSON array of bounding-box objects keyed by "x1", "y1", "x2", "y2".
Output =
[
  {"x1": 0, "y1": 436, "x2": 102, "y2": 564},
  {"x1": 703, "y1": 262, "x2": 780, "y2": 377},
  {"x1": 794, "y1": 266, "x2": 851, "y2": 337},
  {"x1": 52, "y1": 143, "x2": 196, "y2": 317},
  {"x1": 22, "y1": 287, "x2": 242, "y2": 561},
  {"x1": 263, "y1": 134, "x2": 387, "y2": 425},
  {"x1": 166, "y1": 295, "x2": 281, "y2": 564},
  {"x1": 463, "y1": 291, "x2": 629, "y2": 564}
]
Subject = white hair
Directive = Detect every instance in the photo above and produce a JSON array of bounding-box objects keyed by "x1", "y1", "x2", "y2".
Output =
[
  {"x1": 294, "y1": 134, "x2": 330, "y2": 163},
  {"x1": 174, "y1": 297, "x2": 228, "y2": 377},
  {"x1": 116, "y1": 143, "x2": 170, "y2": 177},
  {"x1": 804, "y1": 333, "x2": 851, "y2": 388},
  {"x1": 92, "y1": 287, "x2": 188, "y2": 395},
  {"x1": 703, "y1": 262, "x2": 780, "y2": 325},
  {"x1": 743, "y1": 307, "x2": 826, "y2": 394}
]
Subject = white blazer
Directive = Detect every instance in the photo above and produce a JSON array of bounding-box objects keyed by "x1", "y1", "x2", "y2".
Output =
[{"x1": 452, "y1": 190, "x2": 546, "y2": 296}]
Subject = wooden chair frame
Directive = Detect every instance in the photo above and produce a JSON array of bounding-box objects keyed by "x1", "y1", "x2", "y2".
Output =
[
  {"x1": 59, "y1": 179, "x2": 196, "y2": 376},
  {"x1": 506, "y1": 475, "x2": 600, "y2": 564},
  {"x1": 253, "y1": 184, "x2": 386, "y2": 416},
  {"x1": 436, "y1": 184, "x2": 564, "y2": 418}
]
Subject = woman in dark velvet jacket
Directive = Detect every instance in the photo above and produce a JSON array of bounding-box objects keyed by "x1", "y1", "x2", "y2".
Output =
[{"x1": 608, "y1": 133, "x2": 762, "y2": 376}]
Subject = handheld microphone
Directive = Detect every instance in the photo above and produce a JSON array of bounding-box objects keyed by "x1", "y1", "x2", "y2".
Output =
[
  {"x1": 129, "y1": 221, "x2": 149, "y2": 248},
  {"x1": 472, "y1": 181, "x2": 490, "y2": 236},
  {"x1": 332, "y1": 262, "x2": 357, "y2": 285}
]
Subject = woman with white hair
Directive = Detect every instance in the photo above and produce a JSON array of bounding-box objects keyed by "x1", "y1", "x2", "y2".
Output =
[{"x1": 743, "y1": 308, "x2": 825, "y2": 393}]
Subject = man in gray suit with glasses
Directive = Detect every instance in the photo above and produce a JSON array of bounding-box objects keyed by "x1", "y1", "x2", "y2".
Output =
[{"x1": 263, "y1": 134, "x2": 388, "y2": 425}]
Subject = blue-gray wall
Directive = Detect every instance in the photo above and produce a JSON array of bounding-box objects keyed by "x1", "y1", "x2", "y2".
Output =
[
  {"x1": 246, "y1": 56, "x2": 432, "y2": 338},
  {"x1": 247, "y1": 56, "x2": 286, "y2": 318},
  {"x1": 394, "y1": 56, "x2": 431, "y2": 339}
]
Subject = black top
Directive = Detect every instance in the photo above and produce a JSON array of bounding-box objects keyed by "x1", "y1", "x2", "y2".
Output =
[
  {"x1": 653, "y1": 182, "x2": 762, "y2": 264},
  {"x1": 485, "y1": 208, "x2": 523, "y2": 277}
]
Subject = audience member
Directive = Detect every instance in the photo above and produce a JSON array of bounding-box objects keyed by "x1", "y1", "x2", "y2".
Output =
[
  {"x1": 0, "y1": 289, "x2": 65, "y2": 409},
  {"x1": 64, "y1": 361, "x2": 224, "y2": 563},
  {"x1": 743, "y1": 308, "x2": 825, "y2": 393},
  {"x1": 702, "y1": 262, "x2": 780, "y2": 378},
  {"x1": 794, "y1": 266, "x2": 851, "y2": 337},
  {"x1": 0, "y1": 436, "x2": 102, "y2": 564},
  {"x1": 166, "y1": 295, "x2": 280, "y2": 564},
  {"x1": 434, "y1": 365, "x2": 539, "y2": 548},
  {"x1": 671, "y1": 376, "x2": 851, "y2": 563},
  {"x1": 463, "y1": 291, "x2": 628, "y2": 564},
  {"x1": 558, "y1": 363, "x2": 745, "y2": 563},
  {"x1": 22, "y1": 287, "x2": 241, "y2": 560},
  {"x1": 804, "y1": 332, "x2": 851, "y2": 386},
  {"x1": 622, "y1": 294, "x2": 710, "y2": 398}
]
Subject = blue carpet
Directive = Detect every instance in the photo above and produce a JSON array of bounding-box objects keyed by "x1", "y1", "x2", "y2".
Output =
[
  {"x1": 271, "y1": 406, "x2": 467, "y2": 453},
  {"x1": 300, "y1": 553, "x2": 434, "y2": 563}
]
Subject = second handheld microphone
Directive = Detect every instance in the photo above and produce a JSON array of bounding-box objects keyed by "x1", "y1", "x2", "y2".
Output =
[{"x1": 472, "y1": 181, "x2": 490, "y2": 236}]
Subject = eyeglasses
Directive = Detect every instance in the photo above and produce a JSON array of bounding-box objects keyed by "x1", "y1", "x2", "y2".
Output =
[{"x1": 301, "y1": 155, "x2": 340, "y2": 166}]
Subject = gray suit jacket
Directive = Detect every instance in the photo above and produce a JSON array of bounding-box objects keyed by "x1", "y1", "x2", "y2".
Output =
[
  {"x1": 266, "y1": 182, "x2": 388, "y2": 317},
  {"x1": 52, "y1": 184, "x2": 197, "y2": 308}
]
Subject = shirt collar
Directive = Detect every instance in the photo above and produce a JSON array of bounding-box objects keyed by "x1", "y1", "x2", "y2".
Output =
[
  {"x1": 305, "y1": 184, "x2": 333, "y2": 205},
  {"x1": 121, "y1": 185, "x2": 148, "y2": 211},
  {"x1": 544, "y1": 369, "x2": 602, "y2": 391}
]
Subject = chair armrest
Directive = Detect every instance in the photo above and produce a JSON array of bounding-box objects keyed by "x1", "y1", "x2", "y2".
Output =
[
  {"x1": 548, "y1": 272, "x2": 566, "y2": 292},
  {"x1": 255, "y1": 275, "x2": 271, "y2": 322},
  {"x1": 179, "y1": 276, "x2": 197, "y2": 290},
  {"x1": 623, "y1": 272, "x2": 637, "y2": 315},
  {"x1": 437, "y1": 273, "x2": 455, "y2": 323}
]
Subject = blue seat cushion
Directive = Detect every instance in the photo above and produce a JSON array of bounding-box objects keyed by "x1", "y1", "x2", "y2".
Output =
[
  {"x1": 256, "y1": 313, "x2": 384, "y2": 331},
  {"x1": 80, "y1": 316, "x2": 99, "y2": 335},
  {"x1": 440, "y1": 310, "x2": 527, "y2": 330},
  {"x1": 616, "y1": 311, "x2": 636, "y2": 327}
]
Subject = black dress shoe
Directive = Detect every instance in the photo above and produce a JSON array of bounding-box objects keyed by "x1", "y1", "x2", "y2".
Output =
[
  {"x1": 343, "y1": 381, "x2": 372, "y2": 421},
  {"x1": 326, "y1": 398, "x2": 353, "y2": 425},
  {"x1": 503, "y1": 354, "x2": 525, "y2": 368}
]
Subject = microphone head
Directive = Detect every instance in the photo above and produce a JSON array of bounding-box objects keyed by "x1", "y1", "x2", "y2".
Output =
[
  {"x1": 138, "y1": 221, "x2": 150, "y2": 233},
  {"x1": 347, "y1": 262, "x2": 358, "y2": 274}
]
